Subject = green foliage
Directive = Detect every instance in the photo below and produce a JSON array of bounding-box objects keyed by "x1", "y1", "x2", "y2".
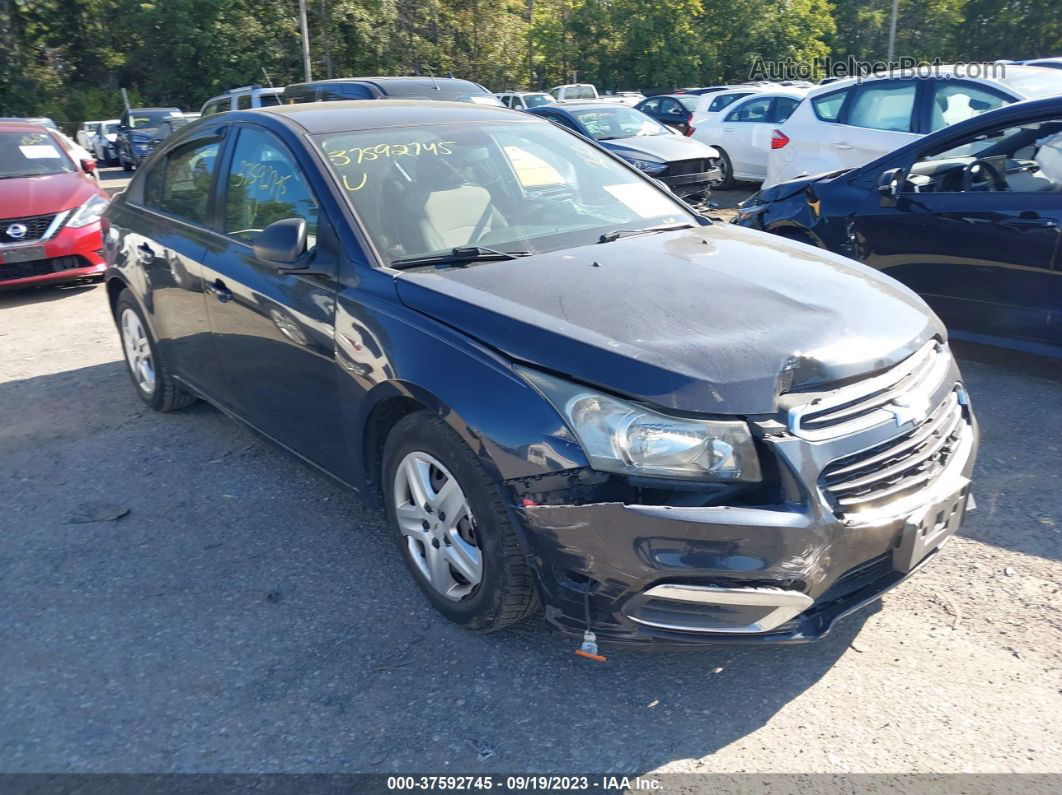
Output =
[{"x1": 1, "y1": 0, "x2": 1059, "y2": 131}]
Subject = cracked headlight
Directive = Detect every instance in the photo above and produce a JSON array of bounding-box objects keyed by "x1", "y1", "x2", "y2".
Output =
[
  {"x1": 66, "y1": 194, "x2": 110, "y2": 228},
  {"x1": 518, "y1": 367, "x2": 761, "y2": 481}
]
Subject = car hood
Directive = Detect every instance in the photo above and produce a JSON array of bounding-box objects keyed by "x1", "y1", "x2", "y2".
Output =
[
  {"x1": 0, "y1": 172, "x2": 100, "y2": 217},
  {"x1": 603, "y1": 134, "x2": 719, "y2": 163},
  {"x1": 752, "y1": 169, "x2": 854, "y2": 203},
  {"x1": 394, "y1": 224, "x2": 943, "y2": 414}
]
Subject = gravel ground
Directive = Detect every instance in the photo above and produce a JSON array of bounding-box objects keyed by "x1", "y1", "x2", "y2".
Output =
[{"x1": 0, "y1": 178, "x2": 1060, "y2": 776}]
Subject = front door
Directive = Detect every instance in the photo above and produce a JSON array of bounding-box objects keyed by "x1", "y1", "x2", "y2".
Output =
[
  {"x1": 853, "y1": 114, "x2": 1062, "y2": 346},
  {"x1": 201, "y1": 124, "x2": 346, "y2": 473}
]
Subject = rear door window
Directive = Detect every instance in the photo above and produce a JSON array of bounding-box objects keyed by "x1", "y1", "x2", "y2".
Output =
[
  {"x1": 771, "y1": 97, "x2": 800, "y2": 123},
  {"x1": 143, "y1": 138, "x2": 221, "y2": 225},
  {"x1": 845, "y1": 81, "x2": 916, "y2": 132},
  {"x1": 726, "y1": 96, "x2": 773, "y2": 122},
  {"x1": 236, "y1": 94, "x2": 252, "y2": 110}
]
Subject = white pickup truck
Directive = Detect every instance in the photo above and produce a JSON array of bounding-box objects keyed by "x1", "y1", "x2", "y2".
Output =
[{"x1": 548, "y1": 84, "x2": 644, "y2": 106}]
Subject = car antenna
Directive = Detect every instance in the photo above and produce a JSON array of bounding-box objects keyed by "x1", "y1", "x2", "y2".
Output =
[
  {"x1": 428, "y1": 71, "x2": 439, "y2": 90},
  {"x1": 261, "y1": 67, "x2": 275, "y2": 89}
]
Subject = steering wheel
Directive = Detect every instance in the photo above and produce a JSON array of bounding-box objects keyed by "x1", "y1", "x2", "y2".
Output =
[{"x1": 961, "y1": 158, "x2": 1008, "y2": 192}]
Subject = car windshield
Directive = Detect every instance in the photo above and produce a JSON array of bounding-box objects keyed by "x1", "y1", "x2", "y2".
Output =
[
  {"x1": 0, "y1": 131, "x2": 75, "y2": 178},
  {"x1": 128, "y1": 110, "x2": 178, "y2": 130},
  {"x1": 524, "y1": 94, "x2": 554, "y2": 108},
  {"x1": 999, "y1": 68, "x2": 1062, "y2": 98},
  {"x1": 569, "y1": 107, "x2": 671, "y2": 140},
  {"x1": 315, "y1": 121, "x2": 691, "y2": 265}
]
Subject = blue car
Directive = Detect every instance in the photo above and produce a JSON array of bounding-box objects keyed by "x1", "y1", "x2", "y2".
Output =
[{"x1": 733, "y1": 96, "x2": 1062, "y2": 355}]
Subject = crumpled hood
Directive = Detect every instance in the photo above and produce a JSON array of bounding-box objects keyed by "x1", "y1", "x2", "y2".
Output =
[
  {"x1": 395, "y1": 224, "x2": 944, "y2": 414},
  {"x1": 0, "y1": 172, "x2": 100, "y2": 218},
  {"x1": 604, "y1": 134, "x2": 719, "y2": 163},
  {"x1": 752, "y1": 169, "x2": 854, "y2": 204}
]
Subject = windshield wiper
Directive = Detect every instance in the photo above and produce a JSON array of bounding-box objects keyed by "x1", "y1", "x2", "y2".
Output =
[
  {"x1": 390, "y1": 246, "x2": 532, "y2": 270},
  {"x1": 597, "y1": 222, "x2": 696, "y2": 244}
]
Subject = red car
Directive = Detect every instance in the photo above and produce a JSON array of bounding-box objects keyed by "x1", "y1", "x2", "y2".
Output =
[{"x1": 0, "y1": 121, "x2": 109, "y2": 289}]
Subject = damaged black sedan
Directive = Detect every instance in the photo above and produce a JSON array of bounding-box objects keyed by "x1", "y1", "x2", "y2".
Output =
[{"x1": 103, "y1": 100, "x2": 977, "y2": 648}]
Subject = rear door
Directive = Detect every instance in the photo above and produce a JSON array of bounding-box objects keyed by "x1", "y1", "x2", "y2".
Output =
[
  {"x1": 125, "y1": 131, "x2": 227, "y2": 393},
  {"x1": 200, "y1": 123, "x2": 346, "y2": 471},
  {"x1": 720, "y1": 95, "x2": 775, "y2": 178},
  {"x1": 832, "y1": 79, "x2": 921, "y2": 169}
]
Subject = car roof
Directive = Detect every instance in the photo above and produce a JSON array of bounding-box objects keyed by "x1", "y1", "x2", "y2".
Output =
[
  {"x1": 250, "y1": 99, "x2": 537, "y2": 133},
  {"x1": 286, "y1": 76, "x2": 485, "y2": 91},
  {"x1": 804, "y1": 64, "x2": 1052, "y2": 97},
  {"x1": 541, "y1": 101, "x2": 623, "y2": 112},
  {"x1": 127, "y1": 107, "x2": 182, "y2": 112},
  {"x1": 0, "y1": 120, "x2": 52, "y2": 133}
]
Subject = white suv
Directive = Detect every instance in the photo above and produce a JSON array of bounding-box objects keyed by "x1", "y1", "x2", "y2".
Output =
[
  {"x1": 199, "y1": 85, "x2": 284, "y2": 116},
  {"x1": 765, "y1": 64, "x2": 1062, "y2": 187}
]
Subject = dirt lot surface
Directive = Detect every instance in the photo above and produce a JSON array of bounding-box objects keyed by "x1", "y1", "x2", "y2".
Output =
[{"x1": 1, "y1": 175, "x2": 1060, "y2": 776}]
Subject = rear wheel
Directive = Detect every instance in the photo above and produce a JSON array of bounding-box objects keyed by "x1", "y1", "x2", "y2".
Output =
[
  {"x1": 715, "y1": 148, "x2": 736, "y2": 190},
  {"x1": 382, "y1": 411, "x2": 540, "y2": 631},
  {"x1": 115, "y1": 290, "x2": 196, "y2": 412}
]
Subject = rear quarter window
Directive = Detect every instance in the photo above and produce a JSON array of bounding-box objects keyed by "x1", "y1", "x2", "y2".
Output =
[{"x1": 812, "y1": 89, "x2": 848, "y2": 122}]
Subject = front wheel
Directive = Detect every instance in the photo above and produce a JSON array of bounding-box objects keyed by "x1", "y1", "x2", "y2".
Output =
[
  {"x1": 382, "y1": 411, "x2": 540, "y2": 631},
  {"x1": 121, "y1": 154, "x2": 132, "y2": 172}
]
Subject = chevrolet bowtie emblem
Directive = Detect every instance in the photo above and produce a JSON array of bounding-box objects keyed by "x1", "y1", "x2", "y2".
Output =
[{"x1": 886, "y1": 395, "x2": 929, "y2": 427}]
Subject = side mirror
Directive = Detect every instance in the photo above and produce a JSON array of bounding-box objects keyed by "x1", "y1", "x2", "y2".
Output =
[
  {"x1": 80, "y1": 158, "x2": 96, "y2": 173},
  {"x1": 877, "y1": 167, "x2": 905, "y2": 199},
  {"x1": 254, "y1": 218, "x2": 307, "y2": 266}
]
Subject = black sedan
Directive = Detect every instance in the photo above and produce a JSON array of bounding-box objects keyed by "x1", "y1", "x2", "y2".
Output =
[
  {"x1": 528, "y1": 102, "x2": 721, "y2": 202},
  {"x1": 733, "y1": 96, "x2": 1062, "y2": 355},
  {"x1": 102, "y1": 100, "x2": 975, "y2": 649}
]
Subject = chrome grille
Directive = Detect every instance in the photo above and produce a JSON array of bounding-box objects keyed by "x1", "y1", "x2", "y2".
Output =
[
  {"x1": 788, "y1": 340, "x2": 949, "y2": 440},
  {"x1": 820, "y1": 388, "x2": 967, "y2": 517},
  {"x1": 0, "y1": 213, "x2": 57, "y2": 244},
  {"x1": 666, "y1": 158, "x2": 710, "y2": 176}
]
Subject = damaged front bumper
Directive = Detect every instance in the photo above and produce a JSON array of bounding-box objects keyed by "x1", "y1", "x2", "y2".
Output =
[{"x1": 511, "y1": 352, "x2": 978, "y2": 647}]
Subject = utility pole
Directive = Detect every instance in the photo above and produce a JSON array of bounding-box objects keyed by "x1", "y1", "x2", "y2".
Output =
[
  {"x1": 886, "y1": 0, "x2": 899, "y2": 65},
  {"x1": 298, "y1": 0, "x2": 312, "y2": 82}
]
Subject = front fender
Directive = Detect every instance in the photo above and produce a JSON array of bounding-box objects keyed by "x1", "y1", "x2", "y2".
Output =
[{"x1": 335, "y1": 280, "x2": 588, "y2": 493}]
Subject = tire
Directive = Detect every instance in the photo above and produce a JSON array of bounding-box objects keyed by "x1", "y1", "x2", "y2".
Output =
[
  {"x1": 114, "y1": 290, "x2": 196, "y2": 412},
  {"x1": 715, "y1": 148, "x2": 736, "y2": 190},
  {"x1": 382, "y1": 411, "x2": 540, "y2": 631},
  {"x1": 121, "y1": 152, "x2": 132, "y2": 172}
]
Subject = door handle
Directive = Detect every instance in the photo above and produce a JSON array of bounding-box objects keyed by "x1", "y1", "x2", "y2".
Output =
[
  {"x1": 136, "y1": 242, "x2": 155, "y2": 264},
  {"x1": 831, "y1": 141, "x2": 853, "y2": 150},
  {"x1": 723, "y1": 127, "x2": 735, "y2": 133},
  {"x1": 208, "y1": 278, "x2": 233, "y2": 303}
]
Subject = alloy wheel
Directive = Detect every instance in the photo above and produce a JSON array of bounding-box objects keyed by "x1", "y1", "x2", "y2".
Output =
[
  {"x1": 393, "y1": 451, "x2": 482, "y2": 601},
  {"x1": 120, "y1": 307, "x2": 156, "y2": 395}
]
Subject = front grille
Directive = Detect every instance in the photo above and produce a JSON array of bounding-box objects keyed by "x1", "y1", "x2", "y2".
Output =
[
  {"x1": 820, "y1": 388, "x2": 967, "y2": 517},
  {"x1": 0, "y1": 255, "x2": 87, "y2": 283},
  {"x1": 788, "y1": 340, "x2": 949, "y2": 440},
  {"x1": 0, "y1": 213, "x2": 58, "y2": 244},
  {"x1": 666, "y1": 158, "x2": 709, "y2": 176}
]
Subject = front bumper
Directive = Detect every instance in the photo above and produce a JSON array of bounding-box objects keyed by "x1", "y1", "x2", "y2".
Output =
[
  {"x1": 0, "y1": 220, "x2": 105, "y2": 290},
  {"x1": 662, "y1": 167, "x2": 722, "y2": 198},
  {"x1": 514, "y1": 361, "x2": 977, "y2": 647}
]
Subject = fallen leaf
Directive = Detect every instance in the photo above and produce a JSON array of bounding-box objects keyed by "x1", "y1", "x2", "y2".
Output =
[{"x1": 68, "y1": 504, "x2": 130, "y2": 524}]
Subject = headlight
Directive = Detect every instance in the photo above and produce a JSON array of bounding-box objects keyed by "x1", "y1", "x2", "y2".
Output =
[
  {"x1": 518, "y1": 367, "x2": 762, "y2": 481},
  {"x1": 66, "y1": 194, "x2": 109, "y2": 228},
  {"x1": 625, "y1": 157, "x2": 668, "y2": 176}
]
